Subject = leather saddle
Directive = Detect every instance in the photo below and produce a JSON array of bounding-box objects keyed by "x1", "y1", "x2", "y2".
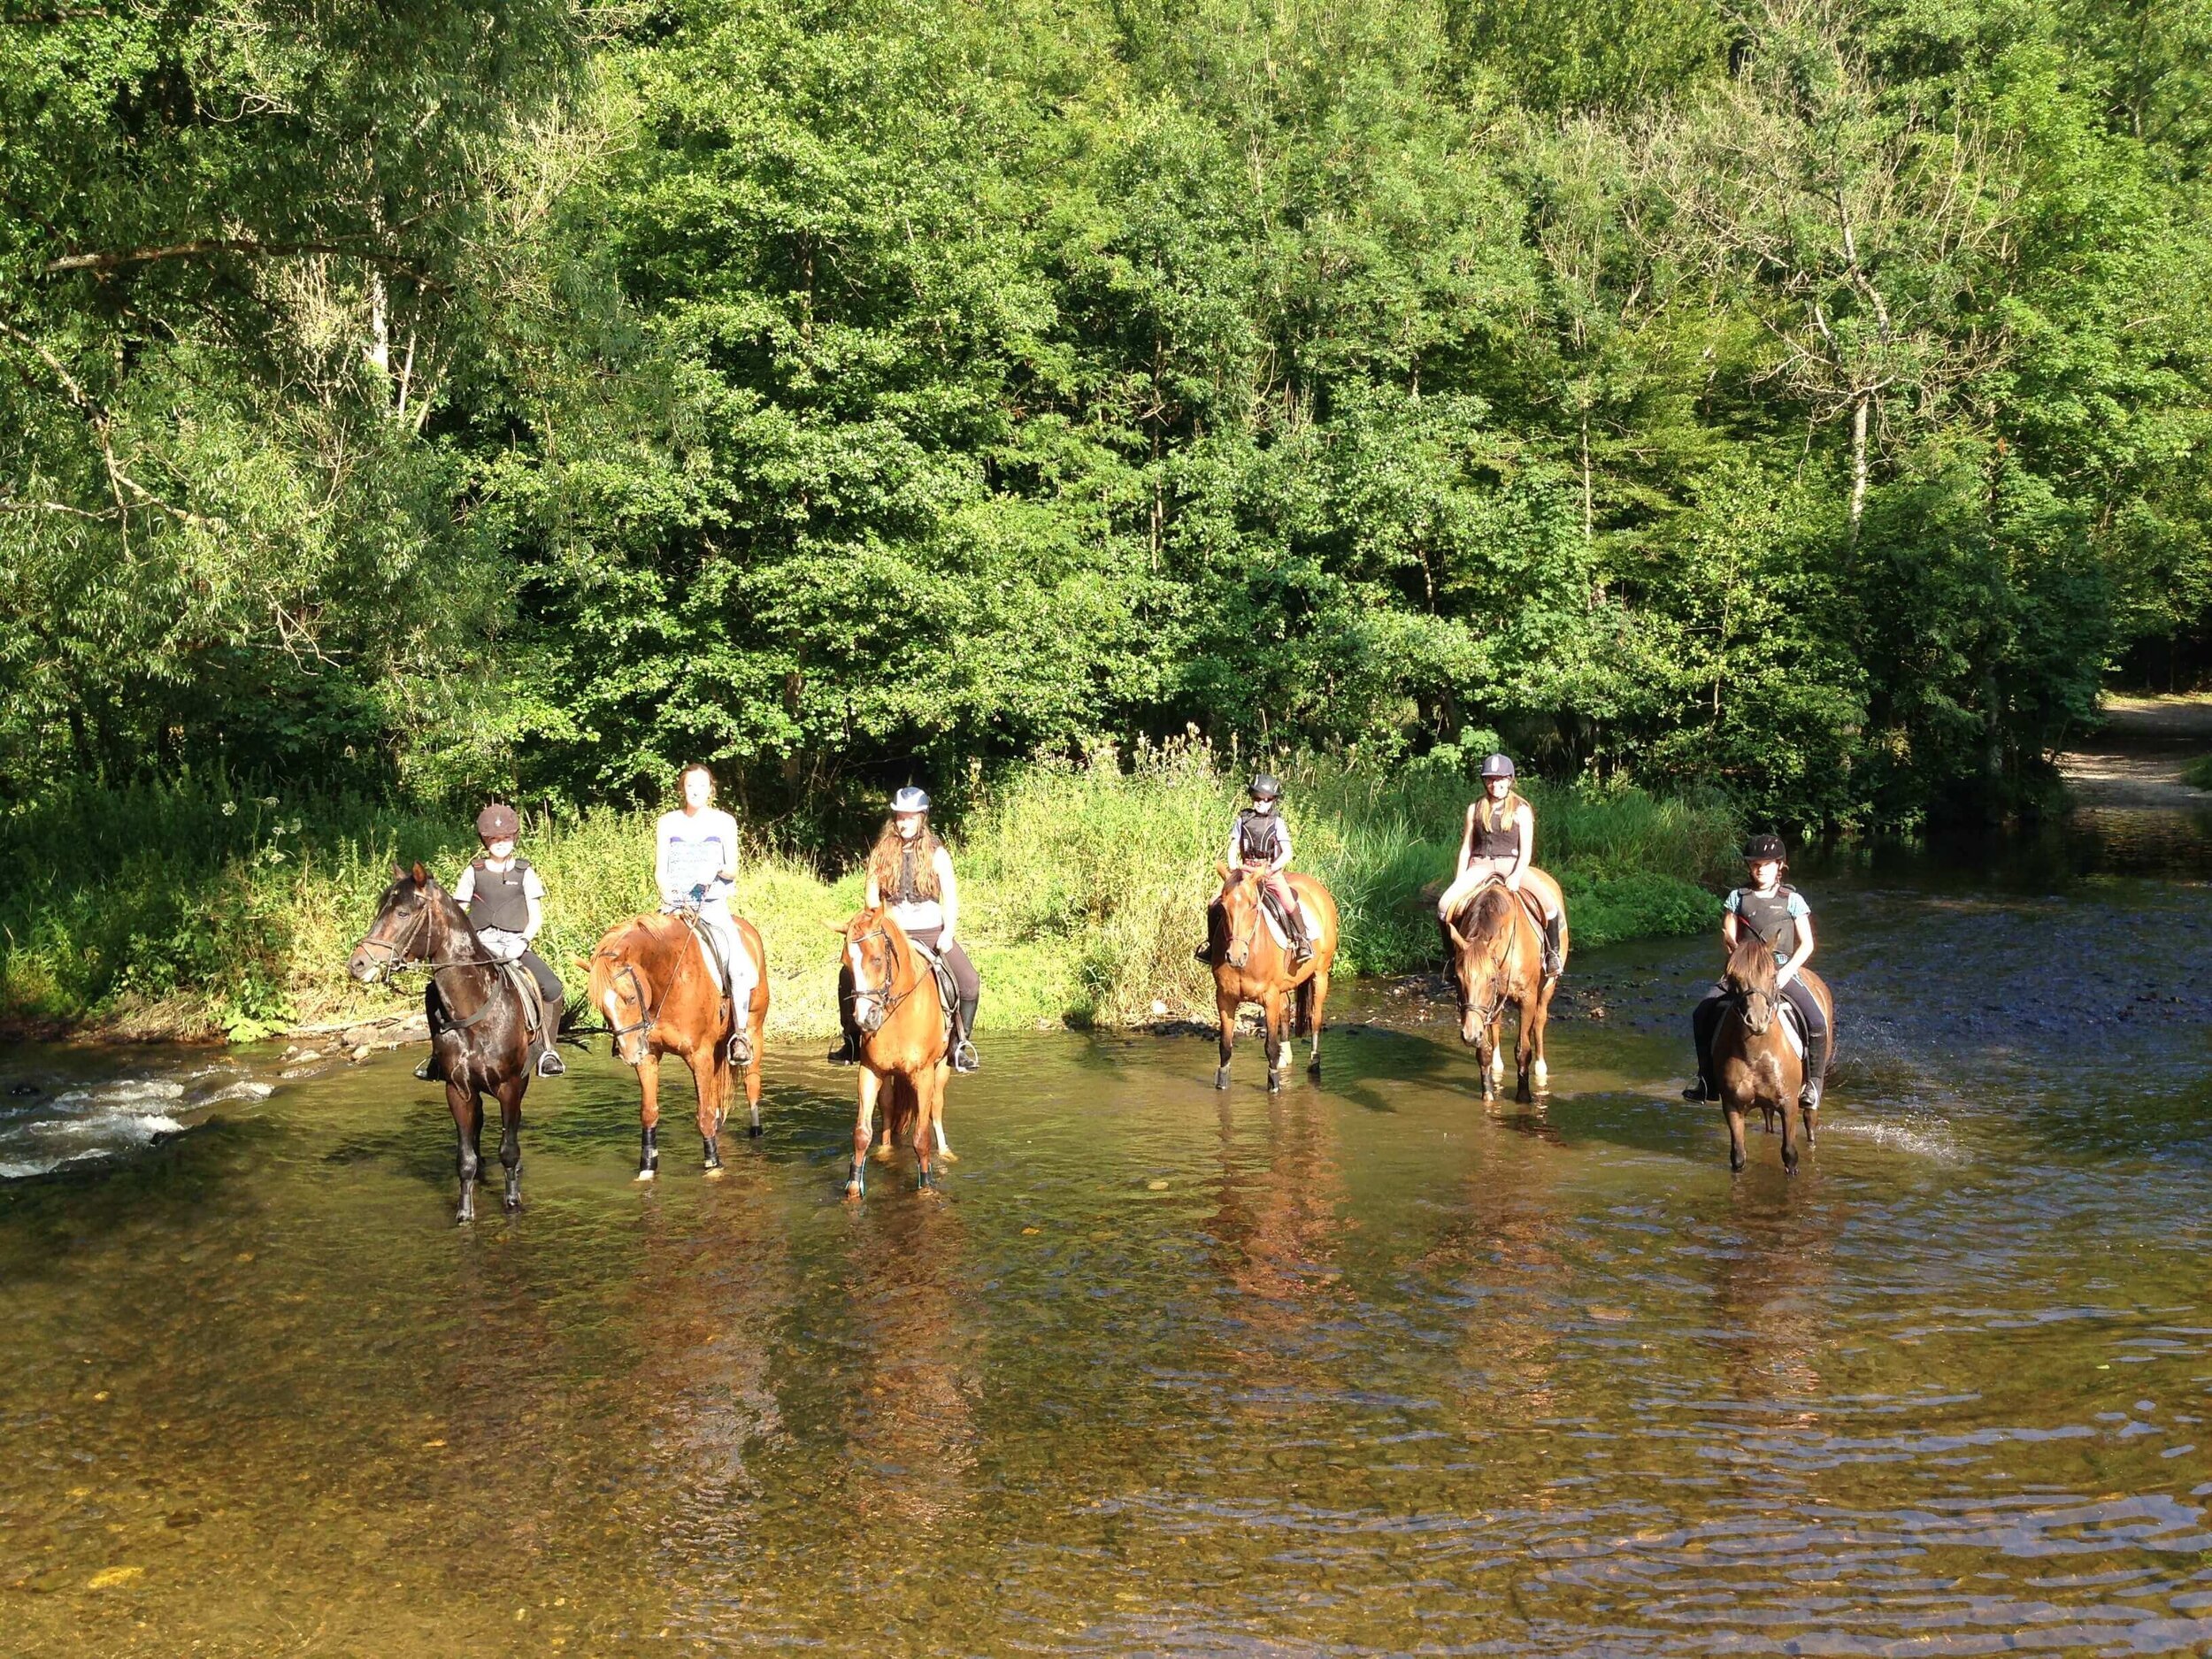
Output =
[{"x1": 910, "y1": 941, "x2": 958, "y2": 1035}]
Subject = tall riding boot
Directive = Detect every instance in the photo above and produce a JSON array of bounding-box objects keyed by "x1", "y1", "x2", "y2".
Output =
[
  {"x1": 535, "y1": 1024, "x2": 567, "y2": 1079},
  {"x1": 1542, "y1": 912, "x2": 1564, "y2": 979},
  {"x1": 1801, "y1": 1025, "x2": 1831, "y2": 1110},
  {"x1": 1682, "y1": 1000, "x2": 1720, "y2": 1101},
  {"x1": 951, "y1": 997, "x2": 980, "y2": 1074},
  {"x1": 1288, "y1": 914, "x2": 1315, "y2": 964},
  {"x1": 414, "y1": 987, "x2": 443, "y2": 1081}
]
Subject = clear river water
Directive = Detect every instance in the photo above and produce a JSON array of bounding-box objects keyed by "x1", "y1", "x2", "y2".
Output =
[{"x1": 3, "y1": 808, "x2": 2210, "y2": 1654}]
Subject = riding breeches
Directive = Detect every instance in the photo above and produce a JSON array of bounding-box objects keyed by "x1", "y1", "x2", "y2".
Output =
[
  {"x1": 904, "y1": 926, "x2": 980, "y2": 1004},
  {"x1": 674, "y1": 900, "x2": 757, "y2": 1007},
  {"x1": 1693, "y1": 973, "x2": 1830, "y2": 1086},
  {"x1": 1439, "y1": 860, "x2": 1563, "y2": 924}
]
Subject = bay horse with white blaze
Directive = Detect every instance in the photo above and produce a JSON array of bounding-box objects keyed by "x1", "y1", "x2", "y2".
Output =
[
  {"x1": 348, "y1": 864, "x2": 538, "y2": 1223},
  {"x1": 1204, "y1": 864, "x2": 1340, "y2": 1093},
  {"x1": 588, "y1": 911, "x2": 768, "y2": 1179},
  {"x1": 1442, "y1": 879, "x2": 1567, "y2": 1103},
  {"x1": 1711, "y1": 933, "x2": 1834, "y2": 1174},
  {"x1": 828, "y1": 906, "x2": 955, "y2": 1196}
]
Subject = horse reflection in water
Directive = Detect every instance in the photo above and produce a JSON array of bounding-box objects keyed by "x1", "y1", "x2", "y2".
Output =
[
  {"x1": 1200, "y1": 1087, "x2": 1354, "y2": 1416},
  {"x1": 600, "y1": 1164, "x2": 793, "y2": 1627},
  {"x1": 826, "y1": 1194, "x2": 981, "y2": 1548},
  {"x1": 1711, "y1": 1180, "x2": 1837, "y2": 1411}
]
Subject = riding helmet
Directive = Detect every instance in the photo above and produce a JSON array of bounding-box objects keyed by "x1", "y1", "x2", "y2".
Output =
[
  {"x1": 892, "y1": 786, "x2": 932, "y2": 815},
  {"x1": 1248, "y1": 773, "x2": 1281, "y2": 801},
  {"x1": 1744, "y1": 833, "x2": 1787, "y2": 864},
  {"x1": 1479, "y1": 752, "x2": 1516, "y2": 780},
  {"x1": 475, "y1": 802, "x2": 520, "y2": 841}
]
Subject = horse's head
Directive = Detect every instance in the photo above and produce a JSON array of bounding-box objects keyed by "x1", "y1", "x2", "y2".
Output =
[
  {"x1": 1213, "y1": 863, "x2": 1263, "y2": 968},
  {"x1": 588, "y1": 927, "x2": 658, "y2": 1064},
  {"x1": 349, "y1": 863, "x2": 444, "y2": 984},
  {"x1": 829, "y1": 907, "x2": 908, "y2": 1035},
  {"x1": 1443, "y1": 883, "x2": 1517, "y2": 1046},
  {"x1": 1724, "y1": 933, "x2": 1778, "y2": 1035}
]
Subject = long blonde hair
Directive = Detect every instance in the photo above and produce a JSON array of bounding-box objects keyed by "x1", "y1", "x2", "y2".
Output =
[{"x1": 869, "y1": 819, "x2": 942, "y2": 902}]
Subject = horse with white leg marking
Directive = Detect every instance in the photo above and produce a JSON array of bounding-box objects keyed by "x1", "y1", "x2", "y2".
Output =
[
  {"x1": 1441, "y1": 879, "x2": 1567, "y2": 1104},
  {"x1": 1710, "y1": 933, "x2": 1834, "y2": 1174},
  {"x1": 1202, "y1": 864, "x2": 1340, "y2": 1093},
  {"x1": 829, "y1": 907, "x2": 952, "y2": 1197}
]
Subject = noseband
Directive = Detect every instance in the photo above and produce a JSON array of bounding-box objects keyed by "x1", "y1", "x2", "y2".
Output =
[
  {"x1": 352, "y1": 899, "x2": 436, "y2": 981},
  {"x1": 601, "y1": 959, "x2": 658, "y2": 1048}
]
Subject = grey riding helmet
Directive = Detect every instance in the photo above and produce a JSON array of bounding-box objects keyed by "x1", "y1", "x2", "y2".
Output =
[
  {"x1": 1248, "y1": 773, "x2": 1281, "y2": 801},
  {"x1": 892, "y1": 786, "x2": 932, "y2": 814},
  {"x1": 1479, "y1": 753, "x2": 1516, "y2": 780}
]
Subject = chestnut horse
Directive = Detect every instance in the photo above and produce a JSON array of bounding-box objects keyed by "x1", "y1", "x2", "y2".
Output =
[
  {"x1": 588, "y1": 911, "x2": 768, "y2": 1179},
  {"x1": 1712, "y1": 933, "x2": 1834, "y2": 1174},
  {"x1": 828, "y1": 907, "x2": 953, "y2": 1196},
  {"x1": 1204, "y1": 865, "x2": 1340, "y2": 1093},
  {"x1": 1442, "y1": 879, "x2": 1568, "y2": 1103},
  {"x1": 349, "y1": 864, "x2": 537, "y2": 1223}
]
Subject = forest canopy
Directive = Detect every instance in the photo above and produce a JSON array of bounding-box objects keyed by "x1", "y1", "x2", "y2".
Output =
[{"x1": 4, "y1": 0, "x2": 2208, "y2": 834}]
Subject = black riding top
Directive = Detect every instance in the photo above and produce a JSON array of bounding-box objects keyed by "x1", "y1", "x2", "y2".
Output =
[
  {"x1": 1730, "y1": 883, "x2": 1809, "y2": 962},
  {"x1": 466, "y1": 857, "x2": 535, "y2": 934},
  {"x1": 1234, "y1": 808, "x2": 1288, "y2": 866},
  {"x1": 1471, "y1": 792, "x2": 1527, "y2": 860}
]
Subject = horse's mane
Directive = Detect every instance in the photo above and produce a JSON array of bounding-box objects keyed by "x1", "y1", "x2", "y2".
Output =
[
  {"x1": 1724, "y1": 933, "x2": 1777, "y2": 995},
  {"x1": 1450, "y1": 881, "x2": 1517, "y2": 950}
]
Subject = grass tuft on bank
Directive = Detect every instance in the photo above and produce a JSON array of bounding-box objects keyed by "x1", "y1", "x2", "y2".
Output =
[{"x1": 0, "y1": 748, "x2": 1736, "y2": 1041}]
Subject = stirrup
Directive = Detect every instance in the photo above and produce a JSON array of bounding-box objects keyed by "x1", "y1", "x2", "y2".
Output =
[
  {"x1": 726, "y1": 1030, "x2": 753, "y2": 1068},
  {"x1": 826, "y1": 1035, "x2": 857, "y2": 1065},
  {"x1": 1800, "y1": 1078, "x2": 1824, "y2": 1111},
  {"x1": 413, "y1": 1055, "x2": 439, "y2": 1082},
  {"x1": 535, "y1": 1049, "x2": 566, "y2": 1079},
  {"x1": 1292, "y1": 939, "x2": 1315, "y2": 963},
  {"x1": 1194, "y1": 944, "x2": 1212, "y2": 963},
  {"x1": 1681, "y1": 1079, "x2": 1716, "y2": 1102},
  {"x1": 951, "y1": 1037, "x2": 980, "y2": 1074}
]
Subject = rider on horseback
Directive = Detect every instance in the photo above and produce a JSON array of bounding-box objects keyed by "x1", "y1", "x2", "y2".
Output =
[
  {"x1": 656, "y1": 764, "x2": 757, "y2": 1068},
  {"x1": 414, "y1": 803, "x2": 566, "y2": 1080},
  {"x1": 1685, "y1": 833, "x2": 1832, "y2": 1110},
  {"x1": 833, "y1": 786, "x2": 981, "y2": 1073},
  {"x1": 1436, "y1": 755, "x2": 1564, "y2": 978},
  {"x1": 1205, "y1": 774, "x2": 1313, "y2": 963}
]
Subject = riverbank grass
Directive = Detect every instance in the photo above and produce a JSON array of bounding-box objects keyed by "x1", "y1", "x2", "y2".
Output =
[{"x1": 0, "y1": 752, "x2": 1736, "y2": 1041}]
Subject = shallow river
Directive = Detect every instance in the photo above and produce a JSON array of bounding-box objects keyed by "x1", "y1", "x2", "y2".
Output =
[{"x1": 4, "y1": 821, "x2": 2212, "y2": 1655}]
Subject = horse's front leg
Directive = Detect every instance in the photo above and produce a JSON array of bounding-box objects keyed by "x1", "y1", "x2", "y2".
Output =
[
  {"x1": 742, "y1": 1001, "x2": 765, "y2": 1138},
  {"x1": 1530, "y1": 978, "x2": 1556, "y2": 1093},
  {"x1": 634, "y1": 1048, "x2": 662, "y2": 1181},
  {"x1": 1263, "y1": 991, "x2": 1288, "y2": 1094},
  {"x1": 1214, "y1": 986, "x2": 1238, "y2": 1091},
  {"x1": 688, "y1": 1046, "x2": 725, "y2": 1176},
  {"x1": 1475, "y1": 1018, "x2": 1499, "y2": 1103},
  {"x1": 847, "y1": 1066, "x2": 880, "y2": 1198},
  {"x1": 1487, "y1": 1015, "x2": 1507, "y2": 1088},
  {"x1": 1724, "y1": 1099, "x2": 1748, "y2": 1173},
  {"x1": 496, "y1": 1076, "x2": 526, "y2": 1212},
  {"x1": 1779, "y1": 1089, "x2": 1803, "y2": 1176},
  {"x1": 449, "y1": 1081, "x2": 481, "y2": 1224}
]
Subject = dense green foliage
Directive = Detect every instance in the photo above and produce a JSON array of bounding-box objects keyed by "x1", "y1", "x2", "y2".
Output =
[
  {"x1": 0, "y1": 754, "x2": 1734, "y2": 1038},
  {"x1": 5, "y1": 0, "x2": 2210, "y2": 833}
]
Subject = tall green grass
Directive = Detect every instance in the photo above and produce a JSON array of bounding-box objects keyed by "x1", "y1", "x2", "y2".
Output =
[{"x1": 0, "y1": 747, "x2": 1736, "y2": 1041}]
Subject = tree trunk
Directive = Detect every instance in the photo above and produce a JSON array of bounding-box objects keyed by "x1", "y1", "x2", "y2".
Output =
[{"x1": 1848, "y1": 392, "x2": 1870, "y2": 547}]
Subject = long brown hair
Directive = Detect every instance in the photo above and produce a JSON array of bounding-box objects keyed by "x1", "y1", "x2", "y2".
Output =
[{"x1": 868, "y1": 818, "x2": 942, "y2": 901}]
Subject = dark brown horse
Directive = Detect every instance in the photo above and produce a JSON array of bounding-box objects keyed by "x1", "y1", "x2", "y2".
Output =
[
  {"x1": 1442, "y1": 879, "x2": 1568, "y2": 1103},
  {"x1": 1713, "y1": 934, "x2": 1834, "y2": 1174},
  {"x1": 348, "y1": 864, "x2": 537, "y2": 1223},
  {"x1": 588, "y1": 911, "x2": 769, "y2": 1179},
  {"x1": 1203, "y1": 865, "x2": 1340, "y2": 1093},
  {"x1": 828, "y1": 907, "x2": 952, "y2": 1196}
]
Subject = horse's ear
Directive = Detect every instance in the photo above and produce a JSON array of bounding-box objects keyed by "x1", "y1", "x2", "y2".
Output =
[
  {"x1": 390, "y1": 861, "x2": 405, "y2": 879},
  {"x1": 1445, "y1": 920, "x2": 1466, "y2": 953},
  {"x1": 1216, "y1": 862, "x2": 1232, "y2": 881},
  {"x1": 410, "y1": 861, "x2": 427, "y2": 884},
  {"x1": 822, "y1": 918, "x2": 850, "y2": 935}
]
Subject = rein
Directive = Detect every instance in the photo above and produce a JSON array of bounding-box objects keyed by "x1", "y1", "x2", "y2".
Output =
[{"x1": 353, "y1": 897, "x2": 508, "y2": 1034}]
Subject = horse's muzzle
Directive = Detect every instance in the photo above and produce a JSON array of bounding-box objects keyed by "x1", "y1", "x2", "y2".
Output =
[{"x1": 346, "y1": 949, "x2": 385, "y2": 985}]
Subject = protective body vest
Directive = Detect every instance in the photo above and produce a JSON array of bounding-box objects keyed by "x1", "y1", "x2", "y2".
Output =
[
  {"x1": 887, "y1": 838, "x2": 946, "y2": 933},
  {"x1": 1471, "y1": 793, "x2": 1527, "y2": 860},
  {"x1": 1733, "y1": 884, "x2": 1804, "y2": 962},
  {"x1": 467, "y1": 858, "x2": 534, "y2": 933},
  {"x1": 1234, "y1": 809, "x2": 1287, "y2": 866}
]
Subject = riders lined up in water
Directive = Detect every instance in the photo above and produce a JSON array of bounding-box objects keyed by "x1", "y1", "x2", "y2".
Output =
[
  {"x1": 1686, "y1": 833, "x2": 1832, "y2": 1112},
  {"x1": 415, "y1": 803, "x2": 566, "y2": 1081},
  {"x1": 656, "y1": 764, "x2": 757, "y2": 1069},
  {"x1": 1437, "y1": 754, "x2": 1564, "y2": 979}
]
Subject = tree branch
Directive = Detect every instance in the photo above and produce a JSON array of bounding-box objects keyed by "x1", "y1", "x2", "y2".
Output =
[{"x1": 44, "y1": 239, "x2": 450, "y2": 293}]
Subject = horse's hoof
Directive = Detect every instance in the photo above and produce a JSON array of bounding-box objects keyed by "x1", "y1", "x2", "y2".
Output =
[
  {"x1": 1730, "y1": 1154, "x2": 1746, "y2": 1174},
  {"x1": 703, "y1": 1166, "x2": 725, "y2": 1181},
  {"x1": 1532, "y1": 1062, "x2": 1548, "y2": 1088},
  {"x1": 872, "y1": 1142, "x2": 896, "y2": 1163},
  {"x1": 634, "y1": 1167, "x2": 657, "y2": 1183},
  {"x1": 936, "y1": 1148, "x2": 960, "y2": 1164},
  {"x1": 1214, "y1": 1067, "x2": 1231, "y2": 1090},
  {"x1": 748, "y1": 1120, "x2": 763, "y2": 1140},
  {"x1": 504, "y1": 1192, "x2": 522, "y2": 1212}
]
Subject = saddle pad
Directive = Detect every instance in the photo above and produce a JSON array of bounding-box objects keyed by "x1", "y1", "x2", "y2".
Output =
[
  {"x1": 1778, "y1": 998, "x2": 1807, "y2": 1060},
  {"x1": 498, "y1": 961, "x2": 541, "y2": 1037},
  {"x1": 683, "y1": 914, "x2": 758, "y2": 990},
  {"x1": 1261, "y1": 898, "x2": 1323, "y2": 951},
  {"x1": 910, "y1": 944, "x2": 958, "y2": 1032}
]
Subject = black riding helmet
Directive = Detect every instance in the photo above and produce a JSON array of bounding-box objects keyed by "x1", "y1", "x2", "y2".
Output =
[
  {"x1": 1744, "y1": 833, "x2": 1787, "y2": 864},
  {"x1": 1248, "y1": 773, "x2": 1281, "y2": 802}
]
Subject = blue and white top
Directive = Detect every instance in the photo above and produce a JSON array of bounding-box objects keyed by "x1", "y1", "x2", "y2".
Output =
[{"x1": 656, "y1": 807, "x2": 740, "y2": 906}]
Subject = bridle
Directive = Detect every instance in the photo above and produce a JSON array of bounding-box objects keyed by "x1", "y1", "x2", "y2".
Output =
[
  {"x1": 841, "y1": 923, "x2": 918, "y2": 1035},
  {"x1": 600, "y1": 957, "x2": 658, "y2": 1052},
  {"x1": 351, "y1": 891, "x2": 505, "y2": 1033},
  {"x1": 1218, "y1": 870, "x2": 1266, "y2": 968}
]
